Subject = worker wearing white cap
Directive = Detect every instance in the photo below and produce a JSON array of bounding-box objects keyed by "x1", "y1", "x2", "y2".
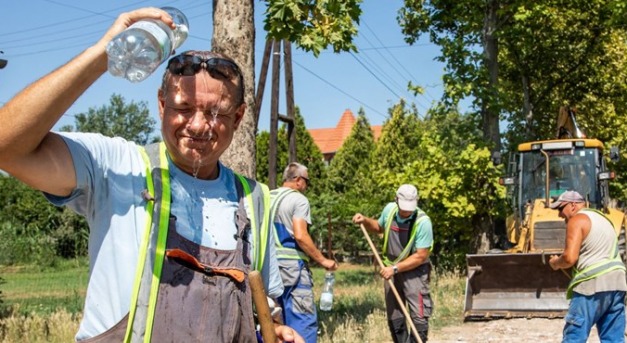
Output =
[{"x1": 352, "y1": 184, "x2": 433, "y2": 343}]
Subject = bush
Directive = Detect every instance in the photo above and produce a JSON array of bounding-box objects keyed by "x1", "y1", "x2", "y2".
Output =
[{"x1": 0, "y1": 222, "x2": 57, "y2": 267}]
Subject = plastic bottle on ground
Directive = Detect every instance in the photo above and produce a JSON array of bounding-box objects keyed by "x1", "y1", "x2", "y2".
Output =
[
  {"x1": 319, "y1": 271, "x2": 335, "y2": 311},
  {"x1": 106, "y1": 7, "x2": 189, "y2": 83}
]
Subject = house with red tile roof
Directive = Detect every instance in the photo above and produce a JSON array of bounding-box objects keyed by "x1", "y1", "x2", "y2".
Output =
[{"x1": 308, "y1": 109, "x2": 382, "y2": 163}]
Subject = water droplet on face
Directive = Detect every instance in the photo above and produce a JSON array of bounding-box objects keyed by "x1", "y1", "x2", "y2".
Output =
[{"x1": 192, "y1": 158, "x2": 203, "y2": 178}]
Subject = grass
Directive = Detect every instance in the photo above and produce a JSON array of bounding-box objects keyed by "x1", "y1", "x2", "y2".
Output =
[
  {"x1": 0, "y1": 262, "x2": 465, "y2": 342},
  {"x1": 0, "y1": 258, "x2": 88, "y2": 316},
  {"x1": 316, "y1": 265, "x2": 466, "y2": 342}
]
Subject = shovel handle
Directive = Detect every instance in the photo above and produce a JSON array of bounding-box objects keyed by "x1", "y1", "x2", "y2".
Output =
[
  {"x1": 359, "y1": 224, "x2": 423, "y2": 343},
  {"x1": 250, "y1": 270, "x2": 277, "y2": 343}
]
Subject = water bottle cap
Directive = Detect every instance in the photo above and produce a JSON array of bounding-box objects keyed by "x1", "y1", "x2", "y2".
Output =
[
  {"x1": 160, "y1": 6, "x2": 189, "y2": 50},
  {"x1": 325, "y1": 272, "x2": 334, "y2": 278},
  {"x1": 161, "y1": 7, "x2": 189, "y2": 26}
]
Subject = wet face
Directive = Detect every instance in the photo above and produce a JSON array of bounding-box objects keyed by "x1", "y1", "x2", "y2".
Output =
[{"x1": 158, "y1": 72, "x2": 244, "y2": 179}]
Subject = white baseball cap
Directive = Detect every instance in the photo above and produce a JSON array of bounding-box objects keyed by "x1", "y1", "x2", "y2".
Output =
[{"x1": 396, "y1": 184, "x2": 418, "y2": 212}]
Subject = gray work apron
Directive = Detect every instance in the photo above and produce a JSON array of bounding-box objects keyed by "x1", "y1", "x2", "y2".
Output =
[{"x1": 81, "y1": 188, "x2": 256, "y2": 342}]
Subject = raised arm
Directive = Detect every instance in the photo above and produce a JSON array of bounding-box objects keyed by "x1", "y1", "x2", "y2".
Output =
[
  {"x1": 0, "y1": 8, "x2": 174, "y2": 196},
  {"x1": 352, "y1": 213, "x2": 383, "y2": 234}
]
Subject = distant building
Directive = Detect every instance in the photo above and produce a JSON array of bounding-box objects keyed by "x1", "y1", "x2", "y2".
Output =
[{"x1": 308, "y1": 109, "x2": 382, "y2": 164}]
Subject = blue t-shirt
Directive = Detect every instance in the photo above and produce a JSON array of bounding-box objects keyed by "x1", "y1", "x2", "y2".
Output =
[
  {"x1": 46, "y1": 132, "x2": 282, "y2": 340},
  {"x1": 377, "y1": 202, "x2": 433, "y2": 251}
]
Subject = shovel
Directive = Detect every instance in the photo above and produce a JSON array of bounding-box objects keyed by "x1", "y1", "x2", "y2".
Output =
[{"x1": 359, "y1": 224, "x2": 422, "y2": 343}]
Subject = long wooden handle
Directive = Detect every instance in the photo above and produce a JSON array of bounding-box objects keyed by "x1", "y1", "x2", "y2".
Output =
[
  {"x1": 249, "y1": 270, "x2": 277, "y2": 343},
  {"x1": 359, "y1": 224, "x2": 422, "y2": 343}
]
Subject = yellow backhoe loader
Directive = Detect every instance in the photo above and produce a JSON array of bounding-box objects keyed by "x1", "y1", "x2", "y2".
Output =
[{"x1": 464, "y1": 107, "x2": 625, "y2": 320}]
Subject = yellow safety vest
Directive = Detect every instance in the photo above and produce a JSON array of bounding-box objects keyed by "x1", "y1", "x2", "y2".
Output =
[
  {"x1": 566, "y1": 209, "x2": 626, "y2": 299},
  {"x1": 123, "y1": 143, "x2": 270, "y2": 342},
  {"x1": 382, "y1": 204, "x2": 431, "y2": 266}
]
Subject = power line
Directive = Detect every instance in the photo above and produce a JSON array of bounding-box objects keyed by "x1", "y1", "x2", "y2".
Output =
[
  {"x1": 0, "y1": 0, "x2": 152, "y2": 38},
  {"x1": 349, "y1": 52, "x2": 402, "y2": 100},
  {"x1": 354, "y1": 39, "x2": 430, "y2": 112},
  {"x1": 354, "y1": 43, "x2": 409, "y2": 97},
  {"x1": 292, "y1": 60, "x2": 387, "y2": 119},
  {"x1": 361, "y1": 19, "x2": 436, "y2": 107},
  {"x1": 361, "y1": 19, "x2": 422, "y2": 84},
  {"x1": 0, "y1": 1, "x2": 210, "y2": 56}
]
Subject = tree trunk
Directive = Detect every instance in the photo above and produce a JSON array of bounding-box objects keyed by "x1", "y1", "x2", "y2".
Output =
[
  {"x1": 482, "y1": 0, "x2": 501, "y2": 154},
  {"x1": 212, "y1": 0, "x2": 256, "y2": 178},
  {"x1": 480, "y1": 0, "x2": 500, "y2": 251}
]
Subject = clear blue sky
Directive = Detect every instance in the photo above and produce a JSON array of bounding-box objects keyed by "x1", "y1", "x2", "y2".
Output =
[{"x1": 0, "y1": 0, "x2": 445, "y2": 133}]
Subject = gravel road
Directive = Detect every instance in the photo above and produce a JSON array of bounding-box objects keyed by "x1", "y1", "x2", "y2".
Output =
[{"x1": 430, "y1": 318, "x2": 601, "y2": 343}]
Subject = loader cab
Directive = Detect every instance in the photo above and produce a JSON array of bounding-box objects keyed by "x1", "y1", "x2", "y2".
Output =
[{"x1": 504, "y1": 138, "x2": 612, "y2": 216}]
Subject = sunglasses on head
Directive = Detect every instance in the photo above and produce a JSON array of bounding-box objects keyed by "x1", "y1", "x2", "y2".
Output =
[{"x1": 166, "y1": 54, "x2": 242, "y2": 81}]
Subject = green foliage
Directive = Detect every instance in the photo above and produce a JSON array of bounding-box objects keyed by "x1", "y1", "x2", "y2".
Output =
[
  {"x1": 398, "y1": 0, "x2": 487, "y2": 108},
  {"x1": 256, "y1": 100, "x2": 505, "y2": 270},
  {"x1": 398, "y1": 0, "x2": 627, "y2": 224},
  {"x1": 0, "y1": 94, "x2": 154, "y2": 265},
  {"x1": 365, "y1": 101, "x2": 505, "y2": 269},
  {"x1": 402, "y1": 108, "x2": 505, "y2": 269},
  {"x1": 326, "y1": 108, "x2": 375, "y2": 194},
  {"x1": 60, "y1": 94, "x2": 158, "y2": 144},
  {"x1": 0, "y1": 177, "x2": 58, "y2": 233},
  {"x1": 371, "y1": 100, "x2": 422, "y2": 198},
  {"x1": 256, "y1": 107, "x2": 325, "y2": 188},
  {"x1": 499, "y1": 2, "x2": 627, "y2": 144},
  {"x1": 256, "y1": 130, "x2": 288, "y2": 184},
  {"x1": 399, "y1": 0, "x2": 627, "y2": 152},
  {"x1": 263, "y1": 0, "x2": 363, "y2": 56},
  {"x1": 0, "y1": 222, "x2": 56, "y2": 267},
  {"x1": 0, "y1": 176, "x2": 89, "y2": 265},
  {"x1": 324, "y1": 108, "x2": 379, "y2": 255}
]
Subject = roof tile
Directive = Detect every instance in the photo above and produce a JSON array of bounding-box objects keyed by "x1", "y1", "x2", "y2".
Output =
[{"x1": 308, "y1": 109, "x2": 381, "y2": 156}]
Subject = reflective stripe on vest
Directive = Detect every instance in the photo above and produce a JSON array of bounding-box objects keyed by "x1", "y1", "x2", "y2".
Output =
[
  {"x1": 124, "y1": 143, "x2": 270, "y2": 342},
  {"x1": 566, "y1": 209, "x2": 626, "y2": 300},
  {"x1": 269, "y1": 188, "x2": 309, "y2": 261},
  {"x1": 382, "y1": 204, "x2": 430, "y2": 266}
]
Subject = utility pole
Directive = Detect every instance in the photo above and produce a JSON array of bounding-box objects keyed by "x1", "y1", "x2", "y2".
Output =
[{"x1": 254, "y1": 39, "x2": 297, "y2": 189}]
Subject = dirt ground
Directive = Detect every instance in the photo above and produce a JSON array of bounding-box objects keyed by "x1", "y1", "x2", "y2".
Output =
[{"x1": 430, "y1": 318, "x2": 601, "y2": 343}]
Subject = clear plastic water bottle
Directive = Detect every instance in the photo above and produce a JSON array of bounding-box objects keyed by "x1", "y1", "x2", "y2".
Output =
[
  {"x1": 319, "y1": 272, "x2": 335, "y2": 311},
  {"x1": 106, "y1": 7, "x2": 189, "y2": 83}
]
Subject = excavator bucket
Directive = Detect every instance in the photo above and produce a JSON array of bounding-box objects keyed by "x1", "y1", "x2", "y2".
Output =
[{"x1": 464, "y1": 252, "x2": 571, "y2": 320}]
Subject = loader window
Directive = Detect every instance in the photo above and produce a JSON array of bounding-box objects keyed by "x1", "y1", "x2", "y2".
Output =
[{"x1": 519, "y1": 148, "x2": 598, "y2": 206}]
